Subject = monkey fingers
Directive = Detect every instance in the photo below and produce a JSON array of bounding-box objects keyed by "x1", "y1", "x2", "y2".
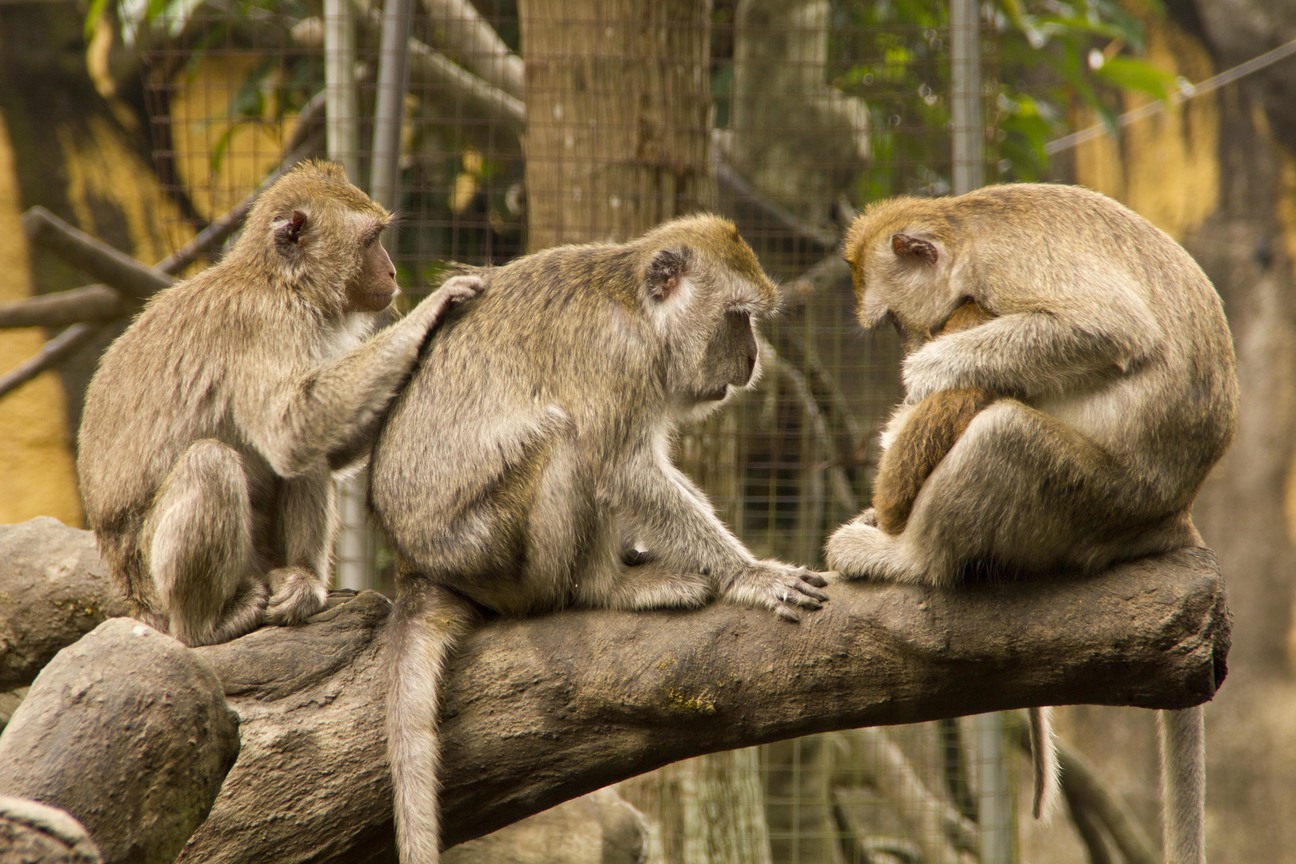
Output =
[{"x1": 724, "y1": 562, "x2": 829, "y2": 623}]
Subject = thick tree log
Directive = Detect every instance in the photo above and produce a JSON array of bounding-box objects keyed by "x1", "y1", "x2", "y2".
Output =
[
  {"x1": 0, "y1": 520, "x2": 1228, "y2": 863},
  {"x1": 0, "y1": 795, "x2": 102, "y2": 864},
  {"x1": 187, "y1": 548, "x2": 1224, "y2": 863},
  {"x1": 0, "y1": 518, "x2": 126, "y2": 691},
  {"x1": 0, "y1": 619, "x2": 239, "y2": 864}
]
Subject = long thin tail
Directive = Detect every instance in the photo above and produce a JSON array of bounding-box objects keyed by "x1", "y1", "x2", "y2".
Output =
[
  {"x1": 1159, "y1": 706, "x2": 1206, "y2": 864},
  {"x1": 386, "y1": 575, "x2": 477, "y2": 864},
  {"x1": 1029, "y1": 706, "x2": 1061, "y2": 820}
]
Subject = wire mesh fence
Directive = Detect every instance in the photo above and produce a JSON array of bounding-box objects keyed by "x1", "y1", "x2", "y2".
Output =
[{"x1": 133, "y1": 1, "x2": 1050, "y2": 861}]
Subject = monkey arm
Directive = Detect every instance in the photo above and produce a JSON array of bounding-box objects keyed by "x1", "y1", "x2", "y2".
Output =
[
  {"x1": 242, "y1": 280, "x2": 481, "y2": 478},
  {"x1": 901, "y1": 291, "x2": 1162, "y2": 403}
]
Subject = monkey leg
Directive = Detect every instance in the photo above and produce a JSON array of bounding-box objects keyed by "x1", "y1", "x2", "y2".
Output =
[
  {"x1": 141, "y1": 439, "x2": 266, "y2": 646},
  {"x1": 872, "y1": 387, "x2": 992, "y2": 534},
  {"x1": 834, "y1": 400, "x2": 1195, "y2": 586},
  {"x1": 579, "y1": 553, "x2": 715, "y2": 612},
  {"x1": 529, "y1": 429, "x2": 715, "y2": 613},
  {"x1": 265, "y1": 468, "x2": 334, "y2": 626}
]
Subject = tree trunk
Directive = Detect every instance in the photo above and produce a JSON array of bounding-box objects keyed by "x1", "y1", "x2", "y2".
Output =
[{"x1": 519, "y1": 0, "x2": 715, "y2": 250}]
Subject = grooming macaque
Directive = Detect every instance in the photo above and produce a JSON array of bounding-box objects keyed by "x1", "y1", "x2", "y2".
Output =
[
  {"x1": 826, "y1": 184, "x2": 1238, "y2": 864},
  {"x1": 77, "y1": 160, "x2": 482, "y2": 647},
  {"x1": 368, "y1": 214, "x2": 828, "y2": 864}
]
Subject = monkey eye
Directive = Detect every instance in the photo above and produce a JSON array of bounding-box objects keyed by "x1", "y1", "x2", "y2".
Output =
[{"x1": 364, "y1": 233, "x2": 379, "y2": 249}]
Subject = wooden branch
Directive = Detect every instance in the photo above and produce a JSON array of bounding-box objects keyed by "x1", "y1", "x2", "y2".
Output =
[
  {"x1": 422, "y1": 0, "x2": 525, "y2": 99},
  {"x1": 0, "y1": 322, "x2": 108, "y2": 400},
  {"x1": 0, "y1": 518, "x2": 128, "y2": 691},
  {"x1": 0, "y1": 618, "x2": 238, "y2": 864},
  {"x1": 0, "y1": 520, "x2": 1228, "y2": 863},
  {"x1": 0, "y1": 285, "x2": 126, "y2": 329},
  {"x1": 21, "y1": 208, "x2": 173, "y2": 300}
]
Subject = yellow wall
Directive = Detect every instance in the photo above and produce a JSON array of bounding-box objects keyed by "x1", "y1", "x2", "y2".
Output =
[
  {"x1": 0, "y1": 114, "x2": 82, "y2": 525},
  {"x1": 1072, "y1": 21, "x2": 1221, "y2": 240}
]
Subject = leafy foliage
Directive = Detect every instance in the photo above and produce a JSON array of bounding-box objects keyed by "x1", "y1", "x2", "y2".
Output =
[{"x1": 832, "y1": 0, "x2": 1175, "y2": 197}]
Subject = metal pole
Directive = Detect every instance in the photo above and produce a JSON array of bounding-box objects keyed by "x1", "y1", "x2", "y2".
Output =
[
  {"x1": 323, "y1": 0, "x2": 359, "y2": 179},
  {"x1": 336, "y1": 0, "x2": 415, "y2": 592},
  {"x1": 975, "y1": 713, "x2": 1012, "y2": 864},
  {"x1": 950, "y1": 0, "x2": 983, "y2": 195},
  {"x1": 370, "y1": 0, "x2": 414, "y2": 213},
  {"x1": 325, "y1": 0, "x2": 366, "y2": 590},
  {"x1": 951, "y1": 2, "x2": 1012, "y2": 861}
]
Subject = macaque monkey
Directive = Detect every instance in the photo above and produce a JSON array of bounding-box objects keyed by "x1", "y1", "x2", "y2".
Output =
[
  {"x1": 77, "y1": 160, "x2": 483, "y2": 647},
  {"x1": 368, "y1": 214, "x2": 829, "y2": 864},
  {"x1": 825, "y1": 184, "x2": 1239, "y2": 864}
]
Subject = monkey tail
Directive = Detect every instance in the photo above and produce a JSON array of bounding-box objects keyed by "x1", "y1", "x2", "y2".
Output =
[
  {"x1": 386, "y1": 574, "x2": 478, "y2": 864},
  {"x1": 1158, "y1": 706, "x2": 1206, "y2": 864},
  {"x1": 1029, "y1": 706, "x2": 1061, "y2": 821}
]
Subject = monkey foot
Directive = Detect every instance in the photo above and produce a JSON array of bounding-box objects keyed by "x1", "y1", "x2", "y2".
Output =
[{"x1": 265, "y1": 567, "x2": 328, "y2": 626}]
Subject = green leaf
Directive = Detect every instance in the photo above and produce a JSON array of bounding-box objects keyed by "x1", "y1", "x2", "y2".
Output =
[
  {"x1": 83, "y1": 0, "x2": 110, "y2": 41},
  {"x1": 1093, "y1": 55, "x2": 1178, "y2": 100}
]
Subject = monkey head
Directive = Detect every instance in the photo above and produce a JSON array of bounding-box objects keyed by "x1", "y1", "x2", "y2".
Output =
[
  {"x1": 843, "y1": 197, "x2": 982, "y2": 353},
  {"x1": 634, "y1": 215, "x2": 780, "y2": 419},
  {"x1": 238, "y1": 160, "x2": 398, "y2": 317}
]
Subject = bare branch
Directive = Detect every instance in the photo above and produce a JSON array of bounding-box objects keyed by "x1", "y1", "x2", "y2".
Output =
[
  {"x1": 422, "y1": 0, "x2": 525, "y2": 99},
  {"x1": 0, "y1": 286, "x2": 127, "y2": 330},
  {"x1": 343, "y1": 6, "x2": 525, "y2": 140},
  {"x1": 21, "y1": 208, "x2": 172, "y2": 301},
  {"x1": 0, "y1": 323, "x2": 108, "y2": 400}
]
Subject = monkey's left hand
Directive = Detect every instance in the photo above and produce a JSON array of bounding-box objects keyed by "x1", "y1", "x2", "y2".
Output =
[{"x1": 724, "y1": 561, "x2": 829, "y2": 622}]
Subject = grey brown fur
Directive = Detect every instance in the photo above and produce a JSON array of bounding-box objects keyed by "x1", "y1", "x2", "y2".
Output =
[
  {"x1": 826, "y1": 183, "x2": 1239, "y2": 864},
  {"x1": 369, "y1": 214, "x2": 828, "y2": 864},
  {"x1": 77, "y1": 161, "x2": 482, "y2": 647}
]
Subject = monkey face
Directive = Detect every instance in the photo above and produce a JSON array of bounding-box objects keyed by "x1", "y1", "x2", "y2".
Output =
[{"x1": 348, "y1": 231, "x2": 400, "y2": 313}]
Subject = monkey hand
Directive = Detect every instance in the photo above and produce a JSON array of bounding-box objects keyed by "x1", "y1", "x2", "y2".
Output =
[
  {"x1": 899, "y1": 340, "x2": 964, "y2": 404},
  {"x1": 429, "y1": 274, "x2": 487, "y2": 315},
  {"x1": 723, "y1": 561, "x2": 829, "y2": 623},
  {"x1": 265, "y1": 566, "x2": 328, "y2": 626}
]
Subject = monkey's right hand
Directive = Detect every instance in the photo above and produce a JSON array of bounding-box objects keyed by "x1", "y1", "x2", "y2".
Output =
[
  {"x1": 431, "y1": 274, "x2": 487, "y2": 310},
  {"x1": 724, "y1": 561, "x2": 830, "y2": 623},
  {"x1": 412, "y1": 274, "x2": 487, "y2": 329}
]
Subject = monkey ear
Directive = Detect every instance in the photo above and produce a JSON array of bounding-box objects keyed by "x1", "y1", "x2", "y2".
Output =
[
  {"x1": 891, "y1": 233, "x2": 939, "y2": 265},
  {"x1": 273, "y1": 210, "x2": 310, "y2": 255},
  {"x1": 645, "y1": 246, "x2": 694, "y2": 302}
]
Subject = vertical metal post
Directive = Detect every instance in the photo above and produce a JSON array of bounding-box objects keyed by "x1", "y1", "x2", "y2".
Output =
[
  {"x1": 952, "y1": 2, "x2": 1012, "y2": 861},
  {"x1": 324, "y1": 0, "x2": 359, "y2": 179},
  {"x1": 334, "y1": 0, "x2": 415, "y2": 592},
  {"x1": 950, "y1": 0, "x2": 983, "y2": 195},
  {"x1": 975, "y1": 713, "x2": 1012, "y2": 864},
  {"x1": 370, "y1": 0, "x2": 414, "y2": 213},
  {"x1": 325, "y1": 0, "x2": 366, "y2": 590}
]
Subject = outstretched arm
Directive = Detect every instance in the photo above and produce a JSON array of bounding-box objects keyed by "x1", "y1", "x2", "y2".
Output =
[{"x1": 243, "y1": 276, "x2": 484, "y2": 478}]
